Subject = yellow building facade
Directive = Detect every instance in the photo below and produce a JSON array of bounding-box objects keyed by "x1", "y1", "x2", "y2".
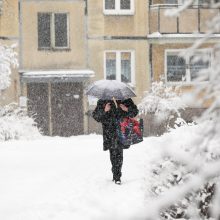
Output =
[
  {"x1": 19, "y1": 0, "x2": 94, "y2": 136},
  {"x1": 146, "y1": 0, "x2": 220, "y2": 134},
  {"x1": 87, "y1": 0, "x2": 149, "y2": 104},
  {"x1": 149, "y1": 1, "x2": 220, "y2": 106},
  {"x1": 86, "y1": 0, "x2": 149, "y2": 133},
  {"x1": 18, "y1": 0, "x2": 150, "y2": 136}
]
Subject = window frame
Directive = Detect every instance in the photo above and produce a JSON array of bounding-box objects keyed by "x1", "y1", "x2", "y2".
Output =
[
  {"x1": 165, "y1": 48, "x2": 212, "y2": 85},
  {"x1": 104, "y1": 50, "x2": 135, "y2": 86},
  {"x1": 37, "y1": 12, "x2": 70, "y2": 50},
  {"x1": 103, "y1": 0, "x2": 135, "y2": 15}
]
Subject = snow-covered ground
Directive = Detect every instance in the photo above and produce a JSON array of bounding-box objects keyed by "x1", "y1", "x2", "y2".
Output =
[
  {"x1": 1, "y1": 124, "x2": 216, "y2": 220},
  {"x1": 0, "y1": 134, "x2": 158, "y2": 220}
]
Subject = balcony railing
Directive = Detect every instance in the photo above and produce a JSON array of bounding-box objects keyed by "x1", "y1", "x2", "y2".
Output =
[
  {"x1": 149, "y1": 1, "x2": 220, "y2": 34},
  {"x1": 150, "y1": 0, "x2": 216, "y2": 6}
]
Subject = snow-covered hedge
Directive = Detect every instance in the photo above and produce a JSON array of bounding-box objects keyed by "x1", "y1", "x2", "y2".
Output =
[
  {"x1": 146, "y1": 121, "x2": 220, "y2": 219},
  {"x1": 138, "y1": 81, "x2": 186, "y2": 135},
  {"x1": 150, "y1": 157, "x2": 217, "y2": 219},
  {"x1": 0, "y1": 103, "x2": 42, "y2": 141},
  {"x1": 138, "y1": 81, "x2": 185, "y2": 119}
]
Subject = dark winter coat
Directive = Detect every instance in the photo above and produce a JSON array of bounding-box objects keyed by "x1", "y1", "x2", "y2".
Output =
[{"x1": 92, "y1": 98, "x2": 139, "y2": 151}]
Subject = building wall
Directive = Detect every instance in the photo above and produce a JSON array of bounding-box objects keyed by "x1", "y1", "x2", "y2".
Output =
[
  {"x1": 88, "y1": 40, "x2": 149, "y2": 104},
  {"x1": 0, "y1": 0, "x2": 19, "y2": 106},
  {"x1": 87, "y1": 0, "x2": 150, "y2": 134},
  {"x1": 20, "y1": 0, "x2": 87, "y2": 70},
  {"x1": 86, "y1": 40, "x2": 149, "y2": 133},
  {"x1": 84, "y1": 0, "x2": 150, "y2": 133},
  {"x1": 0, "y1": 0, "x2": 19, "y2": 37},
  {"x1": 87, "y1": 0, "x2": 149, "y2": 103},
  {"x1": 145, "y1": 3, "x2": 220, "y2": 136},
  {"x1": 88, "y1": 0, "x2": 148, "y2": 37},
  {"x1": 200, "y1": 9, "x2": 220, "y2": 32}
]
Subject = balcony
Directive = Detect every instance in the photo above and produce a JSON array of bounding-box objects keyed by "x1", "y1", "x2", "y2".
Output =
[{"x1": 149, "y1": 0, "x2": 220, "y2": 34}]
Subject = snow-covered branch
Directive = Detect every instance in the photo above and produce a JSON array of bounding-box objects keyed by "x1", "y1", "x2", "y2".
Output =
[
  {"x1": 145, "y1": 1, "x2": 220, "y2": 219},
  {"x1": 0, "y1": 43, "x2": 18, "y2": 91},
  {"x1": 165, "y1": 0, "x2": 194, "y2": 17}
]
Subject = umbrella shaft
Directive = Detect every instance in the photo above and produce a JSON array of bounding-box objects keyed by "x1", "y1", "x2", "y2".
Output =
[{"x1": 112, "y1": 97, "x2": 118, "y2": 108}]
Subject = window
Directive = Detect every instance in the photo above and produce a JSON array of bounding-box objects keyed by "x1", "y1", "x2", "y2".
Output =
[
  {"x1": 0, "y1": 0, "x2": 3, "y2": 15},
  {"x1": 104, "y1": 0, "x2": 134, "y2": 15},
  {"x1": 104, "y1": 51, "x2": 135, "y2": 84},
  {"x1": 105, "y1": 0, "x2": 115, "y2": 9},
  {"x1": 38, "y1": 12, "x2": 69, "y2": 50},
  {"x1": 166, "y1": 0, "x2": 178, "y2": 4},
  {"x1": 106, "y1": 52, "x2": 117, "y2": 80},
  {"x1": 165, "y1": 49, "x2": 211, "y2": 84},
  {"x1": 167, "y1": 54, "x2": 186, "y2": 82}
]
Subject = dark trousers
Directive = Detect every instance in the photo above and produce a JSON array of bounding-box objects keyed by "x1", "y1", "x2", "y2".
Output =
[{"x1": 109, "y1": 148, "x2": 123, "y2": 181}]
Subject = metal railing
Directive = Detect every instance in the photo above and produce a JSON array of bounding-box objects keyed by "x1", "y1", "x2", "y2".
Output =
[{"x1": 150, "y1": 0, "x2": 213, "y2": 7}]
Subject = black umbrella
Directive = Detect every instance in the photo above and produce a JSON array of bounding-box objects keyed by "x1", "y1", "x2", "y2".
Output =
[{"x1": 85, "y1": 79, "x2": 136, "y2": 100}]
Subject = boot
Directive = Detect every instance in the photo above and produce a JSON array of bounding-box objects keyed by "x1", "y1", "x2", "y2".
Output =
[{"x1": 114, "y1": 179, "x2": 121, "y2": 185}]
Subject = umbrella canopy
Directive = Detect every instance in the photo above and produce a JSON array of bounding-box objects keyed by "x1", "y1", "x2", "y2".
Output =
[{"x1": 85, "y1": 80, "x2": 136, "y2": 100}]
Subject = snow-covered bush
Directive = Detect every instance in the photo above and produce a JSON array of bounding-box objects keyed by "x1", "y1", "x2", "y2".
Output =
[
  {"x1": 0, "y1": 103, "x2": 42, "y2": 141},
  {"x1": 145, "y1": 122, "x2": 220, "y2": 219},
  {"x1": 0, "y1": 43, "x2": 41, "y2": 140},
  {"x1": 150, "y1": 155, "x2": 218, "y2": 219},
  {"x1": 138, "y1": 81, "x2": 186, "y2": 128},
  {"x1": 0, "y1": 43, "x2": 18, "y2": 91}
]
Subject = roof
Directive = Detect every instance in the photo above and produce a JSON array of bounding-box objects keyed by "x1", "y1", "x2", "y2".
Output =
[{"x1": 20, "y1": 69, "x2": 95, "y2": 83}]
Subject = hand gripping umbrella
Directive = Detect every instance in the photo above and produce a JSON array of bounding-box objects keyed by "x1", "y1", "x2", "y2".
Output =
[{"x1": 85, "y1": 80, "x2": 136, "y2": 104}]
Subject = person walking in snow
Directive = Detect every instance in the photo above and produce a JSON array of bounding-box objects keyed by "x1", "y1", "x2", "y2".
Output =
[{"x1": 92, "y1": 98, "x2": 138, "y2": 184}]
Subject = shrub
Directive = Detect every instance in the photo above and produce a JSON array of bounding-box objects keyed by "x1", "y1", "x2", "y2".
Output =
[{"x1": 0, "y1": 103, "x2": 42, "y2": 141}]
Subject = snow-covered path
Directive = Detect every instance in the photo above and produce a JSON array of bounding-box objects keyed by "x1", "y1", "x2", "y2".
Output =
[{"x1": 0, "y1": 135, "x2": 154, "y2": 220}]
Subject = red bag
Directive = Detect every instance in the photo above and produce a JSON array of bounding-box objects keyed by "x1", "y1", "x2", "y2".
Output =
[{"x1": 117, "y1": 117, "x2": 144, "y2": 145}]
